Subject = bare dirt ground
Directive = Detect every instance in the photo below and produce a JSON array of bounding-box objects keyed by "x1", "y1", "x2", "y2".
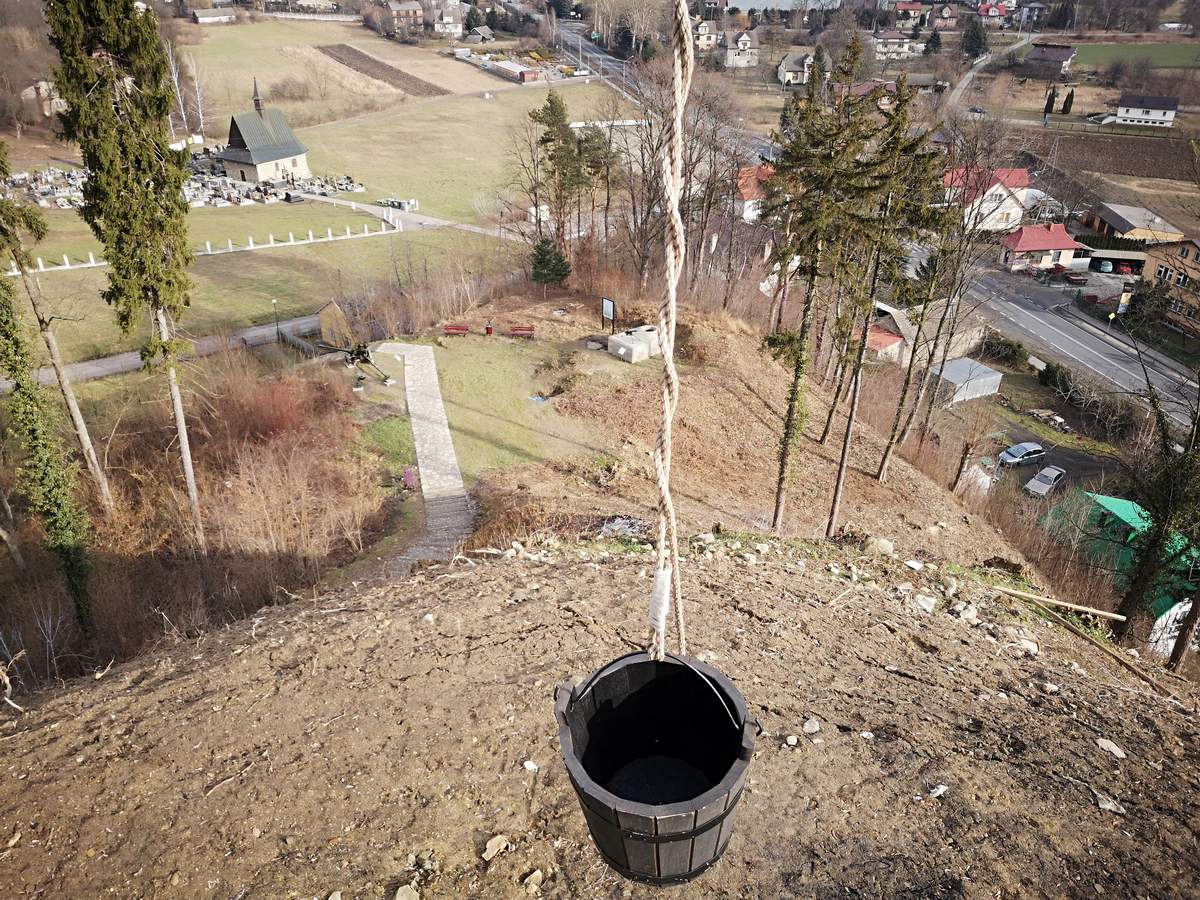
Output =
[
  {"x1": 1083, "y1": 171, "x2": 1200, "y2": 235},
  {"x1": 0, "y1": 539, "x2": 1196, "y2": 898},
  {"x1": 317, "y1": 45, "x2": 450, "y2": 98}
]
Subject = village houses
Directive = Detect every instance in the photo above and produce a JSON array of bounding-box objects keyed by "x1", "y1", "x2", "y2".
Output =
[{"x1": 943, "y1": 166, "x2": 1031, "y2": 232}]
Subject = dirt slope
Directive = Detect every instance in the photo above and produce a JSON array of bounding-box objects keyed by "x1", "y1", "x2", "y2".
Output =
[{"x1": 1, "y1": 538, "x2": 1196, "y2": 898}]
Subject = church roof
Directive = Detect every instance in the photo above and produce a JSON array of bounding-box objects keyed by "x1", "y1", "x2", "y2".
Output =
[{"x1": 216, "y1": 107, "x2": 306, "y2": 167}]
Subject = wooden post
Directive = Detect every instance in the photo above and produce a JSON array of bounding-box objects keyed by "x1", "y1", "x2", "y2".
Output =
[
  {"x1": 327, "y1": 227, "x2": 333, "y2": 240},
  {"x1": 63, "y1": 254, "x2": 70, "y2": 268},
  {"x1": 247, "y1": 236, "x2": 254, "y2": 249},
  {"x1": 88, "y1": 252, "x2": 95, "y2": 265},
  {"x1": 228, "y1": 238, "x2": 233, "y2": 251},
  {"x1": 289, "y1": 232, "x2": 294, "y2": 243},
  {"x1": 308, "y1": 229, "x2": 314, "y2": 241}
]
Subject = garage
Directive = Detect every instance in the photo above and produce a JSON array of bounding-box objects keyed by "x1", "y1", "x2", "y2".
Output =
[{"x1": 934, "y1": 357, "x2": 1003, "y2": 404}]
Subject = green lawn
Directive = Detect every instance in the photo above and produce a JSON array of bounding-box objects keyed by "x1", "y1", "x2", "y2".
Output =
[
  {"x1": 32, "y1": 203, "x2": 380, "y2": 265},
  {"x1": 299, "y1": 81, "x2": 618, "y2": 222},
  {"x1": 432, "y1": 337, "x2": 617, "y2": 486},
  {"x1": 32, "y1": 227, "x2": 515, "y2": 363},
  {"x1": 1073, "y1": 42, "x2": 1200, "y2": 68}
]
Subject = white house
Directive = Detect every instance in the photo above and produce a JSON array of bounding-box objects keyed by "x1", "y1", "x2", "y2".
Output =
[
  {"x1": 722, "y1": 30, "x2": 760, "y2": 69},
  {"x1": 999, "y1": 224, "x2": 1087, "y2": 271},
  {"x1": 428, "y1": 0, "x2": 464, "y2": 37},
  {"x1": 1115, "y1": 94, "x2": 1178, "y2": 128},
  {"x1": 193, "y1": 7, "x2": 235, "y2": 24},
  {"x1": 943, "y1": 166, "x2": 1031, "y2": 232},
  {"x1": 977, "y1": 2, "x2": 1009, "y2": 26},
  {"x1": 870, "y1": 30, "x2": 924, "y2": 62},
  {"x1": 777, "y1": 51, "x2": 812, "y2": 86},
  {"x1": 693, "y1": 19, "x2": 720, "y2": 53}
]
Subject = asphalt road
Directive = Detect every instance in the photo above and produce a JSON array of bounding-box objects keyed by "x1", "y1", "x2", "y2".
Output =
[
  {"x1": 969, "y1": 269, "x2": 1199, "y2": 430},
  {"x1": 0, "y1": 315, "x2": 321, "y2": 394}
]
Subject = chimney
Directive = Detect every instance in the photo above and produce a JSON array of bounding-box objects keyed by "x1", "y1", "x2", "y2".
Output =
[{"x1": 252, "y1": 77, "x2": 265, "y2": 117}]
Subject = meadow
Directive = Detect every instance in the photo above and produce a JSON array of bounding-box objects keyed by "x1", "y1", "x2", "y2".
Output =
[{"x1": 1072, "y1": 41, "x2": 1200, "y2": 68}]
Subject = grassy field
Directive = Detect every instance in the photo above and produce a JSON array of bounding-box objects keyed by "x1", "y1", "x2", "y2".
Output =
[
  {"x1": 31, "y1": 203, "x2": 380, "y2": 265},
  {"x1": 1073, "y1": 42, "x2": 1200, "y2": 68},
  {"x1": 185, "y1": 19, "x2": 505, "y2": 131},
  {"x1": 31, "y1": 227, "x2": 514, "y2": 362},
  {"x1": 299, "y1": 81, "x2": 617, "y2": 222}
]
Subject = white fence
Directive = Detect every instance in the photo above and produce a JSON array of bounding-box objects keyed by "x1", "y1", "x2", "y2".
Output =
[
  {"x1": 6, "y1": 218, "x2": 403, "y2": 278},
  {"x1": 262, "y1": 12, "x2": 360, "y2": 21}
]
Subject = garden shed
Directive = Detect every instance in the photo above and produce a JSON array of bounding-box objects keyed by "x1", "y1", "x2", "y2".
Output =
[{"x1": 934, "y1": 357, "x2": 1002, "y2": 404}]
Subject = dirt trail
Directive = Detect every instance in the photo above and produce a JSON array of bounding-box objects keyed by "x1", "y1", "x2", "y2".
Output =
[{"x1": 0, "y1": 537, "x2": 1196, "y2": 898}]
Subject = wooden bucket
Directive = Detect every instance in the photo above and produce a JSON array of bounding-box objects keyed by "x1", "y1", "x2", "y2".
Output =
[{"x1": 555, "y1": 652, "x2": 758, "y2": 885}]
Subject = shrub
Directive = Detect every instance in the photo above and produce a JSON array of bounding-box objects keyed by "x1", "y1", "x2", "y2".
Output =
[
  {"x1": 269, "y1": 77, "x2": 311, "y2": 102},
  {"x1": 982, "y1": 331, "x2": 1029, "y2": 367}
]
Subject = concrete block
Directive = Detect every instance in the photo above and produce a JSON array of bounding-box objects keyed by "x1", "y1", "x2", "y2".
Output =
[{"x1": 608, "y1": 333, "x2": 651, "y2": 364}]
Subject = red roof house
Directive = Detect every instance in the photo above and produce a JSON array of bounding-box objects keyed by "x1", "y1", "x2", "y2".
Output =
[
  {"x1": 736, "y1": 163, "x2": 774, "y2": 222},
  {"x1": 1000, "y1": 224, "x2": 1088, "y2": 271},
  {"x1": 979, "y1": 2, "x2": 1009, "y2": 18},
  {"x1": 943, "y1": 166, "x2": 1031, "y2": 231}
]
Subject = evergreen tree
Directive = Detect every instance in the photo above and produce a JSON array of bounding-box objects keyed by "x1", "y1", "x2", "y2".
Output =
[
  {"x1": 0, "y1": 280, "x2": 93, "y2": 639},
  {"x1": 528, "y1": 90, "x2": 590, "y2": 247},
  {"x1": 1043, "y1": 86, "x2": 1058, "y2": 116},
  {"x1": 924, "y1": 29, "x2": 942, "y2": 55},
  {"x1": 1061, "y1": 88, "x2": 1074, "y2": 115},
  {"x1": 0, "y1": 143, "x2": 114, "y2": 513},
  {"x1": 762, "y1": 38, "x2": 888, "y2": 533},
  {"x1": 47, "y1": 0, "x2": 207, "y2": 552},
  {"x1": 910, "y1": 21, "x2": 922, "y2": 39},
  {"x1": 962, "y1": 17, "x2": 989, "y2": 58},
  {"x1": 485, "y1": 7, "x2": 499, "y2": 31},
  {"x1": 530, "y1": 238, "x2": 571, "y2": 296},
  {"x1": 465, "y1": 4, "x2": 485, "y2": 31}
]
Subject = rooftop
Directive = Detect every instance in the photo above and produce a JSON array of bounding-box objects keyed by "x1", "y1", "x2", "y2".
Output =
[
  {"x1": 737, "y1": 163, "x2": 774, "y2": 202},
  {"x1": 1096, "y1": 203, "x2": 1183, "y2": 237},
  {"x1": 1118, "y1": 94, "x2": 1179, "y2": 111},
  {"x1": 215, "y1": 96, "x2": 307, "y2": 168},
  {"x1": 1026, "y1": 43, "x2": 1076, "y2": 63},
  {"x1": 1001, "y1": 223, "x2": 1086, "y2": 253},
  {"x1": 937, "y1": 356, "x2": 1000, "y2": 386}
]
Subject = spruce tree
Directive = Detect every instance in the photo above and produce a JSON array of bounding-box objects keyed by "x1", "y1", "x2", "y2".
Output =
[
  {"x1": 761, "y1": 37, "x2": 887, "y2": 533},
  {"x1": 962, "y1": 17, "x2": 988, "y2": 58},
  {"x1": 924, "y1": 30, "x2": 942, "y2": 55},
  {"x1": 0, "y1": 280, "x2": 93, "y2": 639},
  {"x1": 528, "y1": 90, "x2": 590, "y2": 247},
  {"x1": 47, "y1": 0, "x2": 206, "y2": 552},
  {"x1": 0, "y1": 142, "x2": 114, "y2": 512},
  {"x1": 1061, "y1": 88, "x2": 1074, "y2": 115},
  {"x1": 530, "y1": 238, "x2": 571, "y2": 296}
]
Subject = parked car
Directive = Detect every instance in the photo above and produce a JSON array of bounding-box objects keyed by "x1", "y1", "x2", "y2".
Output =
[
  {"x1": 378, "y1": 197, "x2": 401, "y2": 208},
  {"x1": 1064, "y1": 272, "x2": 1089, "y2": 285},
  {"x1": 1114, "y1": 261, "x2": 1133, "y2": 275},
  {"x1": 969, "y1": 106, "x2": 986, "y2": 115},
  {"x1": 1093, "y1": 259, "x2": 1114, "y2": 273},
  {"x1": 1024, "y1": 465, "x2": 1067, "y2": 498},
  {"x1": 999, "y1": 441, "x2": 1046, "y2": 468}
]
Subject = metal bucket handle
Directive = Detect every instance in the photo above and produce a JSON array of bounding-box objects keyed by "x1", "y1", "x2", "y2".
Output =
[{"x1": 567, "y1": 651, "x2": 742, "y2": 733}]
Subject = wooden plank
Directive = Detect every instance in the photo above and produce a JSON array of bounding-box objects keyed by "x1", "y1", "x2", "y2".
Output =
[{"x1": 993, "y1": 585, "x2": 1127, "y2": 622}]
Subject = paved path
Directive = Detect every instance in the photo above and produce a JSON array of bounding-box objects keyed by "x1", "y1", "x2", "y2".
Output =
[
  {"x1": 301, "y1": 194, "x2": 521, "y2": 242},
  {"x1": 377, "y1": 342, "x2": 474, "y2": 569},
  {"x1": 947, "y1": 32, "x2": 1039, "y2": 111},
  {"x1": 1, "y1": 314, "x2": 321, "y2": 394}
]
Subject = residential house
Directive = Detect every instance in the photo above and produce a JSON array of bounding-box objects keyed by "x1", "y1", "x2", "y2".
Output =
[
  {"x1": 840, "y1": 79, "x2": 900, "y2": 111},
  {"x1": 871, "y1": 30, "x2": 924, "y2": 62},
  {"x1": 470, "y1": 25, "x2": 495, "y2": 41},
  {"x1": 1145, "y1": 238, "x2": 1200, "y2": 335},
  {"x1": 777, "y1": 51, "x2": 813, "y2": 86},
  {"x1": 977, "y1": 3, "x2": 1009, "y2": 26},
  {"x1": 693, "y1": 19, "x2": 720, "y2": 54},
  {"x1": 870, "y1": 300, "x2": 988, "y2": 368},
  {"x1": 932, "y1": 3, "x2": 957, "y2": 28},
  {"x1": 1024, "y1": 42, "x2": 1077, "y2": 75},
  {"x1": 735, "y1": 164, "x2": 773, "y2": 223},
  {"x1": 193, "y1": 7, "x2": 236, "y2": 23},
  {"x1": 1019, "y1": 1, "x2": 1049, "y2": 25},
  {"x1": 906, "y1": 72, "x2": 950, "y2": 95},
  {"x1": 999, "y1": 223, "x2": 1087, "y2": 271},
  {"x1": 722, "y1": 30, "x2": 760, "y2": 68},
  {"x1": 428, "y1": 0, "x2": 465, "y2": 37},
  {"x1": 1045, "y1": 491, "x2": 1198, "y2": 652},
  {"x1": 18, "y1": 81, "x2": 66, "y2": 118},
  {"x1": 943, "y1": 166, "x2": 1031, "y2": 232},
  {"x1": 1084, "y1": 204, "x2": 1184, "y2": 243},
  {"x1": 894, "y1": 1, "x2": 929, "y2": 25},
  {"x1": 389, "y1": 0, "x2": 424, "y2": 30},
  {"x1": 214, "y1": 82, "x2": 310, "y2": 184},
  {"x1": 1115, "y1": 94, "x2": 1178, "y2": 128}
]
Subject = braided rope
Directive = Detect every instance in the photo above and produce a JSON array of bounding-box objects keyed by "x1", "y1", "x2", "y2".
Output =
[{"x1": 648, "y1": 0, "x2": 694, "y2": 662}]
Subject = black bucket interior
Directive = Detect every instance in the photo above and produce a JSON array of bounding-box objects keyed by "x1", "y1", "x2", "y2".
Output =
[{"x1": 573, "y1": 659, "x2": 742, "y2": 805}]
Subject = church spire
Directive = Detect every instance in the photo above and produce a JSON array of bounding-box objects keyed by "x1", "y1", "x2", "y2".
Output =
[{"x1": 252, "y1": 77, "x2": 264, "y2": 117}]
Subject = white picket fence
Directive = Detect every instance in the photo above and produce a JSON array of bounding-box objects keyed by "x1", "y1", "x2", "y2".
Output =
[
  {"x1": 6, "y1": 217, "x2": 403, "y2": 278},
  {"x1": 263, "y1": 12, "x2": 360, "y2": 21}
]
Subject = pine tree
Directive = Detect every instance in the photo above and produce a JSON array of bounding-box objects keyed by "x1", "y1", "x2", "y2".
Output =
[
  {"x1": 47, "y1": 0, "x2": 206, "y2": 552},
  {"x1": 962, "y1": 17, "x2": 989, "y2": 58},
  {"x1": 1061, "y1": 88, "x2": 1074, "y2": 115},
  {"x1": 530, "y1": 238, "x2": 571, "y2": 296},
  {"x1": 0, "y1": 279, "x2": 93, "y2": 639},
  {"x1": 1043, "y1": 87, "x2": 1058, "y2": 117},
  {"x1": 910, "y1": 21, "x2": 922, "y2": 39},
  {"x1": 0, "y1": 142, "x2": 114, "y2": 513},
  {"x1": 924, "y1": 30, "x2": 942, "y2": 55},
  {"x1": 528, "y1": 90, "x2": 590, "y2": 247},
  {"x1": 762, "y1": 38, "x2": 888, "y2": 533}
]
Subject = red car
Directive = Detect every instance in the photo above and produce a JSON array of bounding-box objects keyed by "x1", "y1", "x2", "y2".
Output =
[{"x1": 1114, "y1": 262, "x2": 1134, "y2": 275}]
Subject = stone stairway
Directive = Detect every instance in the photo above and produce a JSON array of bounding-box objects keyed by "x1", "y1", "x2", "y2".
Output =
[{"x1": 376, "y1": 342, "x2": 475, "y2": 573}]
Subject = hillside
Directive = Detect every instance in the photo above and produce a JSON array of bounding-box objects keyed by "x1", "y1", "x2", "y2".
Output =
[{"x1": 0, "y1": 539, "x2": 1196, "y2": 897}]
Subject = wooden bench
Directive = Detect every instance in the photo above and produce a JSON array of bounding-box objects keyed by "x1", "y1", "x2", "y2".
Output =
[
  {"x1": 509, "y1": 324, "x2": 536, "y2": 340},
  {"x1": 443, "y1": 323, "x2": 470, "y2": 336}
]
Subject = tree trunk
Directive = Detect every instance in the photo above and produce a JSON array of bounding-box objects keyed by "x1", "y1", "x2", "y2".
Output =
[
  {"x1": 1113, "y1": 529, "x2": 1170, "y2": 645},
  {"x1": 156, "y1": 307, "x2": 207, "y2": 555},
  {"x1": 917, "y1": 296, "x2": 960, "y2": 453},
  {"x1": 819, "y1": 338, "x2": 850, "y2": 445},
  {"x1": 771, "y1": 348, "x2": 804, "y2": 534},
  {"x1": 877, "y1": 286, "x2": 939, "y2": 482},
  {"x1": 0, "y1": 491, "x2": 23, "y2": 570},
  {"x1": 825, "y1": 306, "x2": 872, "y2": 539},
  {"x1": 1168, "y1": 597, "x2": 1200, "y2": 673},
  {"x1": 951, "y1": 440, "x2": 974, "y2": 493},
  {"x1": 18, "y1": 269, "x2": 115, "y2": 513}
]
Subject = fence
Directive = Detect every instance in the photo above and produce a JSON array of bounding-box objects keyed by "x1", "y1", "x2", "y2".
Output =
[
  {"x1": 6, "y1": 218, "x2": 403, "y2": 278},
  {"x1": 262, "y1": 12, "x2": 360, "y2": 22}
]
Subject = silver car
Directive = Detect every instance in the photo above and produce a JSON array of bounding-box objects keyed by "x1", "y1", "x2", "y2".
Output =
[
  {"x1": 999, "y1": 441, "x2": 1046, "y2": 467},
  {"x1": 1024, "y1": 466, "x2": 1066, "y2": 498}
]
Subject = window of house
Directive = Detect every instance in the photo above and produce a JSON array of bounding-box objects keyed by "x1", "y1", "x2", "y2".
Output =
[
  {"x1": 1157, "y1": 265, "x2": 1171, "y2": 280},
  {"x1": 1177, "y1": 271, "x2": 1189, "y2": 287},
  {"x1": 1051, "y1": 250, "x2": 1062, "y2": 262},
  {"x1": 1143, "y1": 108, "x2": 1150, "y2": 114},
  {"x1": 1169, "y1": 298, "x2": 1183, "y2": 313},
  {"x1": 1180, "y1": 246, "x2": 1190, "y2": 259}
]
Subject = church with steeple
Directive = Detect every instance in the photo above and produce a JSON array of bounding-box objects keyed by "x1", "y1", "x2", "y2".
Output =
[{"x1": 214, "y1": 80, "x2": 310, "y2": 184}]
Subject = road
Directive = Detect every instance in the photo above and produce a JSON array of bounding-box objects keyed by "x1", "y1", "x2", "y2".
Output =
[
  {"x1": 946, "y1": 31, "x2": 1039, "y2": 111},
  {"x1": 0, "y1": 314, "x2": 321, "y2": 393},
  {"x1": 300, "y1": 194, "x2": 520, "y2": 241},
  {"x1": 969, "y1": 269, "x2": 1198, "y2": 429}
]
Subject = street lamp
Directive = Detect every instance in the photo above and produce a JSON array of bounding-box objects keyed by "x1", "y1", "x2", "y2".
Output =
[{"x1": 272, "y1": 298, "x2": 280, "y2": 342}]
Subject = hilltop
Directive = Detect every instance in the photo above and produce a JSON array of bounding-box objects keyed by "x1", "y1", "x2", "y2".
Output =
[{"x1": 0, "y1": 537, "x2": 1196, "y2": 898}]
